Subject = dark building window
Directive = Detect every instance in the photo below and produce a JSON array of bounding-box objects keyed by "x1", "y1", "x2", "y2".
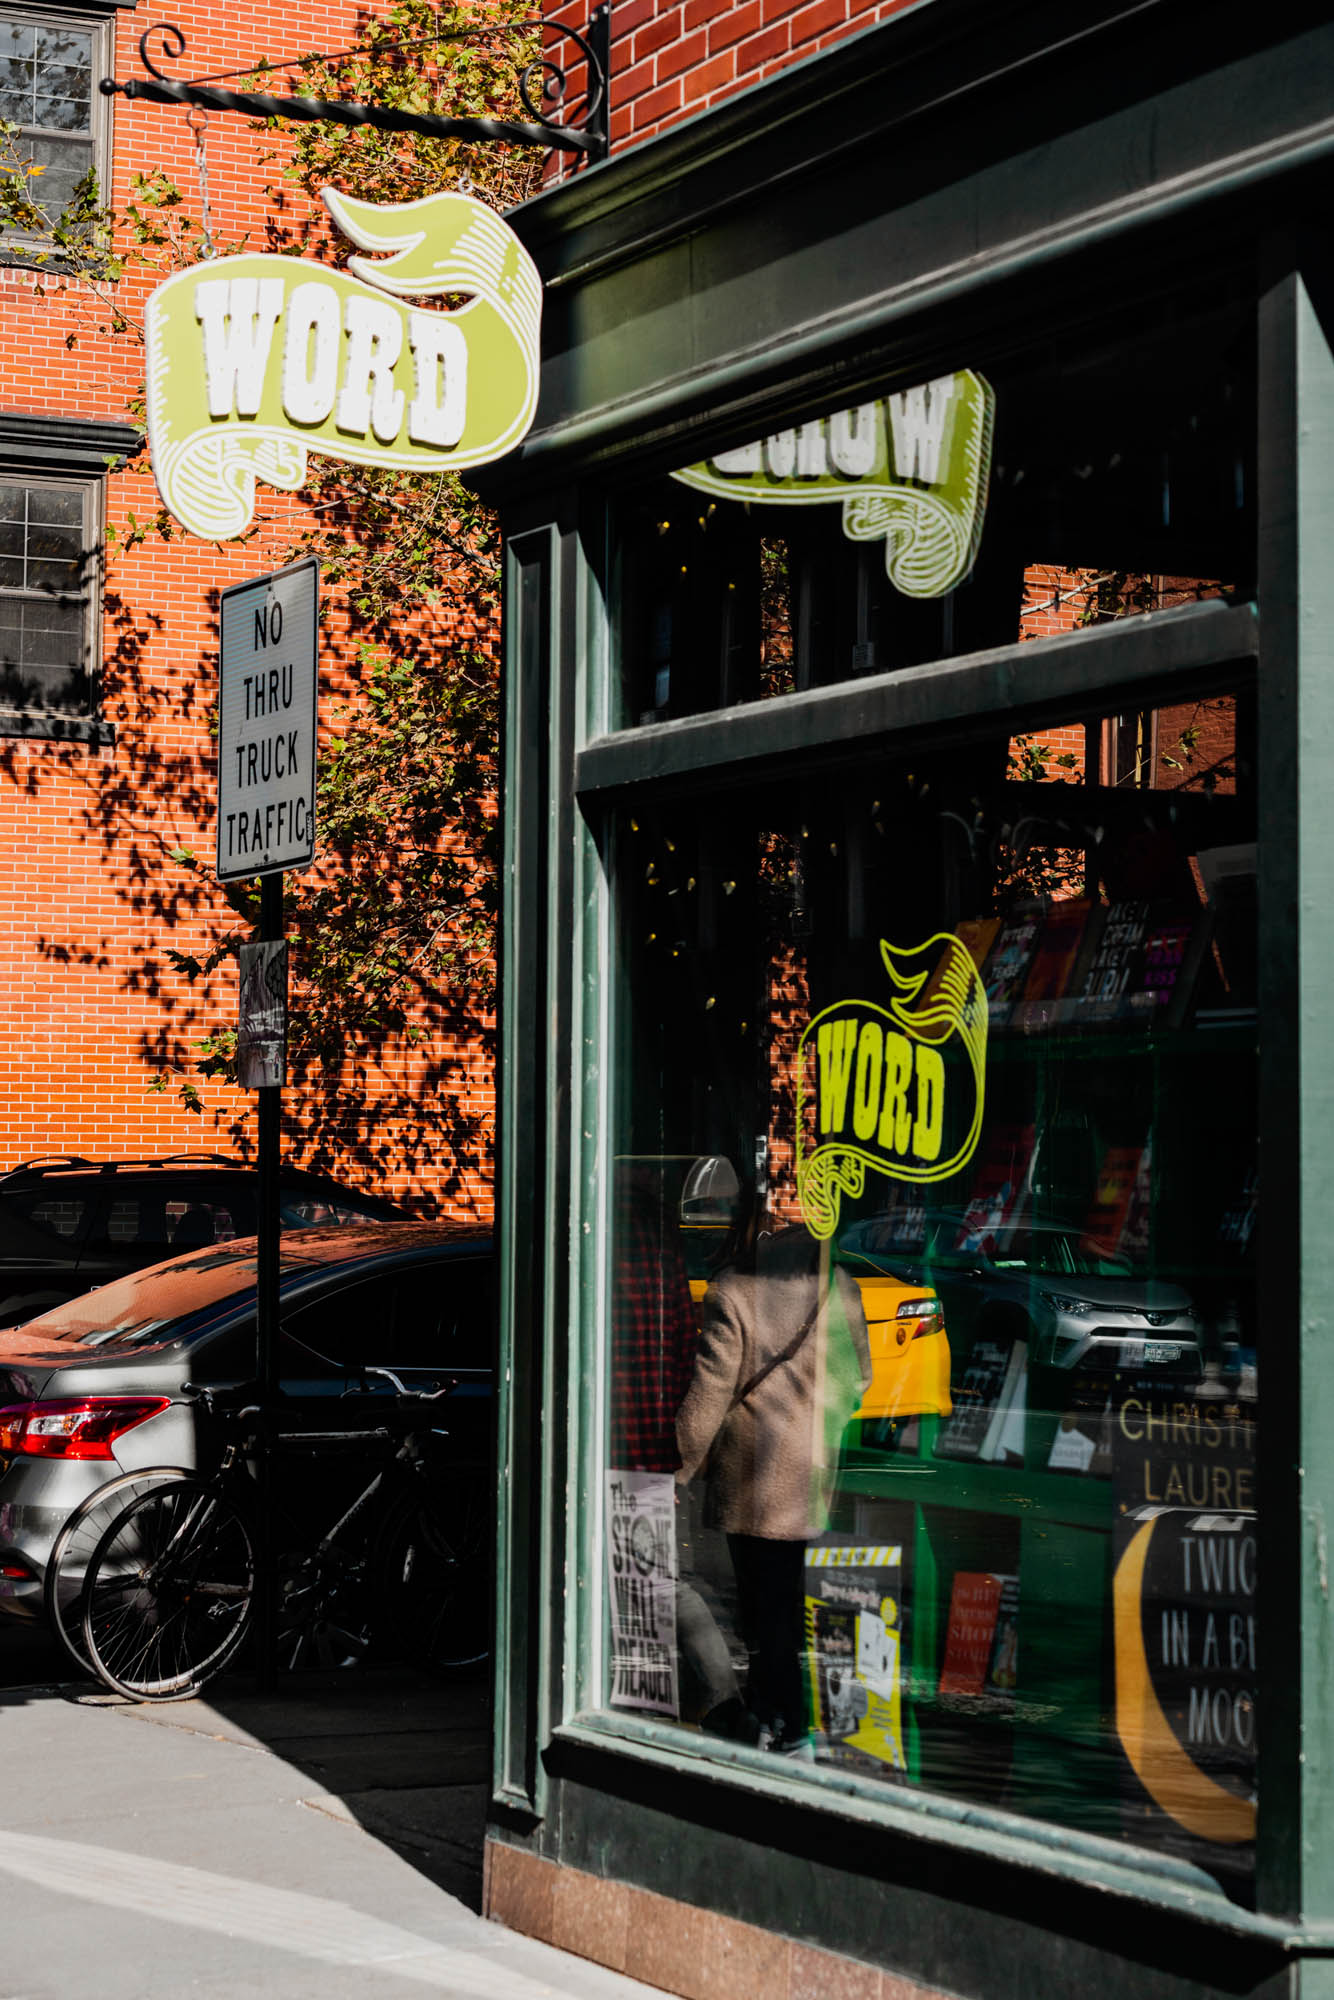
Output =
[
  {"x1": 0, "y1": 8, "x2": 107, "y2": 240},
  {"x1": 0, "y1": 475, "x2": 94, "y2": 714}
]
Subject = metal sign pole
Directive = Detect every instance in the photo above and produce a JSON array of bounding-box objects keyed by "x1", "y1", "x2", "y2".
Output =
[
  {"x1": 254, "y1": 870, "x2": 284, "y2": 1691},
  {"x1": 220, "y1": 555, "x2": 318, "y2": 1694}
]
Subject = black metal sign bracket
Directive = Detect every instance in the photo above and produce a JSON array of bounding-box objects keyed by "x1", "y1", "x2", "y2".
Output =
[{"x1": 101, "y1": 9, "x2": 610, "y2": 163}]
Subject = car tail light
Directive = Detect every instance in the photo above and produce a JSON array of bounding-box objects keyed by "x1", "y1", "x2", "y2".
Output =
[
  {"x1": 894, "y1": 1298, "x2": 943, "y2": 1341},
  {"x1": 0, "y1": 1396, "x2": 171, "y2": 1461}
]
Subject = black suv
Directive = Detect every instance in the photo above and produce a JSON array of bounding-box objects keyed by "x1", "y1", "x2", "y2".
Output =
[{"x1": 0, "y1": 1154, "x2": 406, "y2": 1327}]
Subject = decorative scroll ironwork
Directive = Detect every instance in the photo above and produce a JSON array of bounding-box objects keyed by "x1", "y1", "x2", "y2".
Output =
[{"x1": 100, "y1": 10, "x2": 609, "y2": 161}]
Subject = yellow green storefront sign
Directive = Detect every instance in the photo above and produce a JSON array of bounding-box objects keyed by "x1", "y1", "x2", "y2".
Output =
[{"x1": 145, "y1": 188, "x2": 542, "y2": 541}]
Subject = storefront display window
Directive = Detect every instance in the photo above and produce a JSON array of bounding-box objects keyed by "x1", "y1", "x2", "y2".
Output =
[
  {"x1": 598, "y1": 674, "x2": 1258, "y2": 1902},
  {"x1": 613, "y1": 298, "x2": 1252, "y2": 727}
]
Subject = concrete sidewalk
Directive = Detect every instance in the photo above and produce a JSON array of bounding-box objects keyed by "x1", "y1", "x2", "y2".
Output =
[{"x1": 0, "y1": 1661, "x2": 660, "y2": 2000}]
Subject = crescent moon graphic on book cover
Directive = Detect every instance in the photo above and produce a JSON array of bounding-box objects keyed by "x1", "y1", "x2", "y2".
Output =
[{"x1": 1113, "y1": 1517, "x2": 1256, "y2": 1844}]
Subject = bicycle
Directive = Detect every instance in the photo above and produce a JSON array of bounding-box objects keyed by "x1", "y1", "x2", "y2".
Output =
[{"x1": 45, "y1": 1372, "x2": 490, "y2": 1703}]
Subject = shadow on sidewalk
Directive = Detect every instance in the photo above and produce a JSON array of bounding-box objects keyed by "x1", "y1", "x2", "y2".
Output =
[
  {"x1": 1, "y1": 1621, "x2": 492, "y2": 1911},
  {"x1": 201, "y1": 1664, "x2": 492, "y2": 1909}
]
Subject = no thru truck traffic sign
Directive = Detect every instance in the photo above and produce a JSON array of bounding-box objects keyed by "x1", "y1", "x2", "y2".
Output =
[{"x1": 217, "y1": 558, "x2": 318, "y2": 881}]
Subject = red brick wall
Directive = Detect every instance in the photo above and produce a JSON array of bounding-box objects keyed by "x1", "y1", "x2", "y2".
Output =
[
  {"x1": 549, "y1": 0, "x2": 919, "y2": 155},
  {"x1": 0, "y1": 0, "x2": 494, "y2": 1216}
]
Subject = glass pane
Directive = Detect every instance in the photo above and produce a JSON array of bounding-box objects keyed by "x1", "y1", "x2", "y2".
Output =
[
  {"x1": 388, "y1": 1260, "x2": 494, "y2": 1368},
  {"x1": 614, "y1": 294, "x2": 1253, "y2": 726},
  {"x1": 0, "y1": 555, "x2": 25, "y2": 587},
  {"x1": 24, "y1": 1195, "x2": 86, "y2": 1237},
  {"x1": 602, "y1": 679, "x2": 1258, "y2": 1905},
  {"x1": 27, "y1": 556, "x2": 80, "y2": 590},
  {"x1": 0, "y1": 660, "x2": 87, "y2": 709},
  {"x1": 28, "y1": 521, "x2": 80, "y2": 560},
  {"x1": 281, "y1": 1279, "x2": 380, "y2": 1372},
  {"x1": 27, "y1": 139, "x2": 87, "y2": 217},
  {"x1": 27, "y1": 486, "x2": 82, "y2": 527},
  {"x1": 0, "y1": 24, "x2": 35, "y2": 60},
  {"x1": 18, "y1": 617, "x2": 82, "y2": 666},
  {"x1": 33, "y1": 91, "x2": 90, "y2": 136},
  {"x1": 33, "y1": 27, "x2": 90, "y2": 71}
]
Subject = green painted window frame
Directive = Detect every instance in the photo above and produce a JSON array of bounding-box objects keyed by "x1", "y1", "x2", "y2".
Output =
[{"x1": 493, "y1": 254, "x2": 1334, "y2": 1947}]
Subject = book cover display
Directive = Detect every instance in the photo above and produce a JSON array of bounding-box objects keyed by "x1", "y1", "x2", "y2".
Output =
[
  {"x1": 937, "y1": 1570, "x2": 1019, "y2": 1702},
  {"x1": 1046, "y1": 1369, "x2": 1116, "y2": 1475},
  {"x1": 953, "y1": 1123, "x2": 1036, "y2": 1257},
  {"x1": 1111, "y1": 1379, "x2": 1257, "y2": 1888},
  {"x1": 979, "y1": 908, "x2": 1044, "y2": 1028},
  {"x1": 934, "y1": 1340, "x2": 1012, "y2": 1461},
  {"x1": 805, "y1": 1543, "x2": 907, "y2": 1775},
  {"x1": 1075, "y1": 900, "x2": 1213, "y2": 1030},
  {"x1": 1195, "y1": 843, "x2": 1257, "y2": 1010},
  {"x1": 1009, "y1": 899, "x2": 1107, "y2": 1032},
  {"x1": 1083, "y1": 1140, "x2": 1153, "y2": 1262}
]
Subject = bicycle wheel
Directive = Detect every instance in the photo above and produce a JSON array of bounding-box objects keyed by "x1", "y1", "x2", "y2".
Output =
[
  {"x1": 43, "y1": 1468, "x2": 194, "y2": 1677},
  {"x1": 81, "y1": 1478, "x2": 255, "y2": 1702},
  {"x1": 376, "y1": 1471, "x2": 490, "y2": 1677}
]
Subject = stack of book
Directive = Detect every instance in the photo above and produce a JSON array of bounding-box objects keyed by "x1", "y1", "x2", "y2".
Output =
[{"x1": 933, "y1": 897, "x2": 1213, "y2": 1036}]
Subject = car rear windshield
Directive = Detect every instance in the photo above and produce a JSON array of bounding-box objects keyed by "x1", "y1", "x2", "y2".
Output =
[{"x1": 20, "y1": 1243, "x2": 262, "y2": 1348}]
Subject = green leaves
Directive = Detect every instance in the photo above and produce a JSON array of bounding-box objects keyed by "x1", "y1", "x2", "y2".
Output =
[{"x1": 111, "y1": 0, "x2": 533, "y2": 1151}]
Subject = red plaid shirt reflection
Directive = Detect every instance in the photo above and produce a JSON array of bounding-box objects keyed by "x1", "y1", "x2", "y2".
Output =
[{"x1": 611, "y1": 1168, "x2": 699, "y2": 1473}]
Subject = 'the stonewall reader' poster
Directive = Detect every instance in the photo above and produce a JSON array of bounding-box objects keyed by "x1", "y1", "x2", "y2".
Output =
[
  {"x1": 606, "y1": 1471, "x2": 678, "y2": 1717},
  {"x1": 805, "y1": 1543, "x2": 906, "y2": 1776}
]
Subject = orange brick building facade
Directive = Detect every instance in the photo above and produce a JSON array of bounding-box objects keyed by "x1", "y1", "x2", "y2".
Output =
[
  {"x1": 0, "y1": 0, "x2": 940, "y2": 1210},
  {"x1": 0, "y1": 0, "x2": 501, "y2": 1210},
  {"x1": 4, "y1": 0, "x2": 1227, "y2": 1212}
]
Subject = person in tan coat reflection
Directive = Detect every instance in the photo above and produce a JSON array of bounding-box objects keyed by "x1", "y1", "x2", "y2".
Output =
[{"x1": 676, "y1": 1210, "x2": 871, "y2": 1750}]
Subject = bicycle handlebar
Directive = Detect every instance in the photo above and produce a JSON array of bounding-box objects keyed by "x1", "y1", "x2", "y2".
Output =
[{"x1": 177, "y1": 1379, "x2": 454, "y2": 1432}]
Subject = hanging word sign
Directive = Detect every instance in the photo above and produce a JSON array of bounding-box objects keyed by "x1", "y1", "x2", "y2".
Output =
[
  {"x1": 671, "y1": 371, "x2": 994, "y2": 600},
  {"x1": 796, "y1": 932, "x2": 989, "y2": 1240},
  {"x1": 605, "y1": 1470, "x2": 678, "y2": 1717},
  {"x1": 145, "y1": 188, "x2": 542, "y2": 542}
]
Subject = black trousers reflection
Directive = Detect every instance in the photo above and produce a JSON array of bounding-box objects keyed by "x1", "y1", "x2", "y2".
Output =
[{"x1": 726, "y1": 1533, "x2": 807, "y2": 1735}]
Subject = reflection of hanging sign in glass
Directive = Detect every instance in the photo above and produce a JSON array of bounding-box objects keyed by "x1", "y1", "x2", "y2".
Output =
[
  {"x1": 144, "y1": 188, "x2": 542, "y2": 542},
  {"x1": 670, "y1": 372, "x2": 994, "y2": 600},
  {"x1": 796, "y1": 932, "x2": 988, "y2": 1241}
]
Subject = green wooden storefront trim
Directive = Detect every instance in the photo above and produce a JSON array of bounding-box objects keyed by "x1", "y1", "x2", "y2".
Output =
[
  {"x1": 489, "y1": 2, "x2": 1334, "y2": 1984},
  {"x1": 545, "y1": 1715, "x2": 1333, "y2": 1950}
]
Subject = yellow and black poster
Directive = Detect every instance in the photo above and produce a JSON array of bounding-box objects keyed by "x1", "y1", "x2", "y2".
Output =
[
  {"x1": 804, "y1": 1543, "x2": 907, "y2": 1777},
  {"x1": 1112, "y1": 1379, "x2": 1257, "y2": 1892}
]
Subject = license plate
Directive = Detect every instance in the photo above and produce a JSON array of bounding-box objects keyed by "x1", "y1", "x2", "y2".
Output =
[{"x1": 1144, "y1": 1340, "x2": 1182, "y2": 1364}]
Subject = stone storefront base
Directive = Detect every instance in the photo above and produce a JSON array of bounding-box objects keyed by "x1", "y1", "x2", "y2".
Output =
[{"x1": 484, "y1": 1839, "x2": 950, "y2": 2000}]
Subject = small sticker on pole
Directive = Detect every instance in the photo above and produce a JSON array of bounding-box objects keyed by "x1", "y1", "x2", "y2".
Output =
[
  {"x1": 237, "y1": 940, "x2": 287, "y2": 1089},
  {"x1": 217, "y1": 558, "x2": 318, "y2": 881}
]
